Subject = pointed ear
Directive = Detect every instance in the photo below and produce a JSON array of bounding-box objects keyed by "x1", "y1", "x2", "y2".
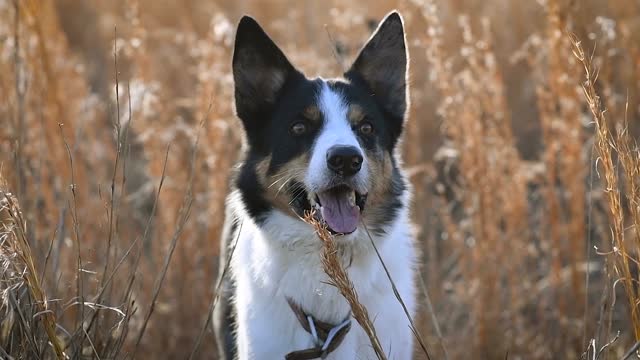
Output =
[
  {"x1": 345, "y1": 12, "x2": 408, "y2": 121},
  {"x1": 232, "y1": 16, "x2": 298, "y2": 122}
]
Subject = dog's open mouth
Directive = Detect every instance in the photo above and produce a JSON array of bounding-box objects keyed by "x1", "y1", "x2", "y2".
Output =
[
  {"x1": 287, "y1": 182, "x2": 368, "y2": 235},
  {"x1": 310, "y1": 185, "x2": 368, "y2": 235}
]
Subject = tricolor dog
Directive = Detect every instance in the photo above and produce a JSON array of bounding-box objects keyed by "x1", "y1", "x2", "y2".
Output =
[{"x1": 214, "y1": 11, "x2": 417, "y2": 360}]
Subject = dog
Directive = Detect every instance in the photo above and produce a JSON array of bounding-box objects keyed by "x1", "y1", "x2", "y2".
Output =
[{"x1": 213, "y1": 11, "x2": 417, "y2": 360}]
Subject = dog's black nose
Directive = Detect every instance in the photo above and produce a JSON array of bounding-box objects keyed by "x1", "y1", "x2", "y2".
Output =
[{"x1": 326, "y1": 145, "x2": 363, "y2": 177}]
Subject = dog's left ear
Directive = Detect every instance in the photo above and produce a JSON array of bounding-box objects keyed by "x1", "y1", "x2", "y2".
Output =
[{"x1": 345, "y1": 11, "x2": 408, "y2": 122}]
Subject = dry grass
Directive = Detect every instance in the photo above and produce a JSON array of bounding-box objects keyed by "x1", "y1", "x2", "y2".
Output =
[
  {"x1": 1, "y1": 0, "x2": 640, "y2": 359},
  {"x1": 1, "y1": 189, "x2": 65, "y2": 358},
  {"x1": 571, "y1": 32, "x2": 640, "y2": 355}
]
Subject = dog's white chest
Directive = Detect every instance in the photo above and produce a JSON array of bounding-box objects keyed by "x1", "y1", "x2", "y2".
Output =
[{"x1": 230, "y1": 209, "x2": 416, "y2": 360}]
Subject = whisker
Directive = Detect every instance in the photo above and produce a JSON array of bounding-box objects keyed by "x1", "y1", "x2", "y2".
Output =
[
  {"x1": 275, "y1": 177, "x2": 294, "y2": 197},
  {"x1": 267, "y1": 167, "x2": 306, "y2": 189},
  {"x1": 275, "y1": 171, "x2": 305, "y2": 196},
  {"x1": 288, "y1": 186, "x2": 308, "y2": 206},
  {"x1": 267, "y1": 173, "x2": 294, "y2": 189}
]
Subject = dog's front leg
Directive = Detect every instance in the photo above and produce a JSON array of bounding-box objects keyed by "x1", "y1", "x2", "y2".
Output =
[{"x1": 365, "y1": 292, "x2": 416, "y2": 360}]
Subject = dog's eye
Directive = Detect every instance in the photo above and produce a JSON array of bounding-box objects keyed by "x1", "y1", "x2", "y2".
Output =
[
  {"x1": 290, "y1": 122, "x2": 307, "y2": 136},
  {"x1": 359, "y1": 122, "x2": 373, "y2": 135}
]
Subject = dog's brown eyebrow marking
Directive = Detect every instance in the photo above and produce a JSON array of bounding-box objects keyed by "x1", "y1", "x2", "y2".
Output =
[
  {"x1": 301, "y1": 105, "x2": 321, "y2": 122},
  {"x1": 348, "y1": 104, "x2": 366, "y2": 124}
]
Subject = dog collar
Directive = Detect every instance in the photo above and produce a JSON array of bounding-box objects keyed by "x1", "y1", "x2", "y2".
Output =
[{"x1": 285, "y1": 297, "x2": 352, "y2": 360}]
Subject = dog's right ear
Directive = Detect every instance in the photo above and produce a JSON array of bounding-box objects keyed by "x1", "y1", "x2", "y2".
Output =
[
  {"x1": 345, "y1": 12, "x2": 408, "y2": 126},
  {"x1": 233, "y1": 16, "x2": 298, "y2": 131}
]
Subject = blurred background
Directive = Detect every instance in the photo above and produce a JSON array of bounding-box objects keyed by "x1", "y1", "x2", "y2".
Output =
[{"x1": 1, "y1": 0, "x2": 640, "y2": 359}]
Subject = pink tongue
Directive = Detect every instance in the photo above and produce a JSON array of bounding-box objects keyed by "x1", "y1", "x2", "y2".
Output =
[{"x1": 317, "y1": 190, "x2": 360, "y2": 234}]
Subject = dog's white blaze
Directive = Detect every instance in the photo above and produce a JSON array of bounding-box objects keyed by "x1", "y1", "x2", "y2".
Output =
[{"x1": 306, "y1": 82, "x2": 368, "y2": 192}]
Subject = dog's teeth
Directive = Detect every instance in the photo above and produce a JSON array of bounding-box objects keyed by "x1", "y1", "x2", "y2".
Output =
[{"x1": 348, "y1": 191, "x2": 356, "y2": 207}]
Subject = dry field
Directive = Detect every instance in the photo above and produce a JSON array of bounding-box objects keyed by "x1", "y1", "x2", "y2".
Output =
[{"x1": 1, "y1": 0, "x2": 640, "y2": 359}]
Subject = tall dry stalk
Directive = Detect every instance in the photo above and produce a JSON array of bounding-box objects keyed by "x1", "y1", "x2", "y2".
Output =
[{"x1": 571, "y1": 34, "x2": 640, "y2": 339}]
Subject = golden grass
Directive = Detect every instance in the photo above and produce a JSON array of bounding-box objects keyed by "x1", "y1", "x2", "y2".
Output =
[
  {"x1": 1, "y1": 0, "x2": 640, "y2": 359},
  {"x1": 571, "y1": 32, "x2": 640, "y2": 344}
]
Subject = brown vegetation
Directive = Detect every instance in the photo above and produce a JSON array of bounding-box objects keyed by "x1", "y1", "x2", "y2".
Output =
[{"x1": 1, "y1": 0, "x2": 640, "y2": 359}]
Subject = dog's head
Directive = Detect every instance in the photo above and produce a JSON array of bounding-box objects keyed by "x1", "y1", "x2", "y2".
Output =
[{"x1": 233, "y1": 12, "x2": 408, "y2": 237}]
